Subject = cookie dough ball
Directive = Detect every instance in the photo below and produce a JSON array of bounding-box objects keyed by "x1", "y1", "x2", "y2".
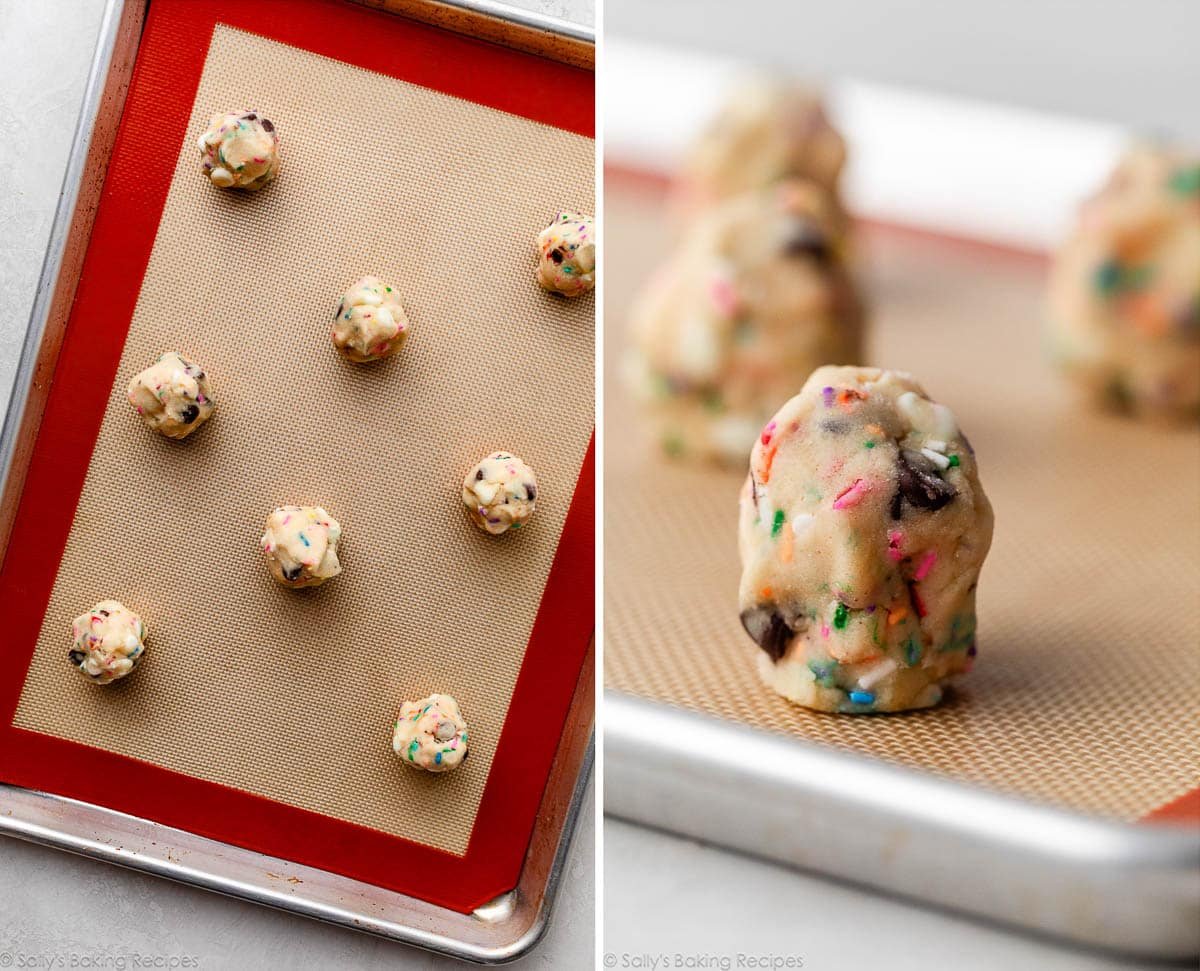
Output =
[
  {"x1": 1048, "y1": 146, "x2": 1200, "y2": 421},
  {"x1": 738, "y1": 366, "x2": 993, "y2": 713},
  {"x1": 462, "y1": 452, "x2": 537, "y2": 535},
  {"x1": 127, "y1": 351, "x2": 215, "y2": 440},
  {"x1": 536, "y1": 211, "x2": 596, "y2": 297},
  {"x1": 392, "y1": 693, "x2": 469, "y2": 773},
  {"x1": 260, "y1": 506, "x2": 342, "y2": 587},
  {"x1": 197, "y1": 110, "x2": 279, "y2": 190},
  {"x1": 629, "y1": 180, "x2": 864, "y2": 465},
  {"x1": 675, "y1": 78, "x2": 846, "y2": 217},
  {"x1": 69, "y1": 600, "x2": 146, "y2": 685},
  {"x1": 332, "y1": 276, "x2": 411, "y2": 362}
]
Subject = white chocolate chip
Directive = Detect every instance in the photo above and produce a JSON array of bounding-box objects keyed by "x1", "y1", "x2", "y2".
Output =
[
  {"x1": 791, "y1": 513, "x2": 815, "y2": 538},
  {"x1": 921, "y1": 447, "x2": 951, "y2": 470},
  {"x1": 858, "y1": 657, "x2": 899, "y2": 690}
]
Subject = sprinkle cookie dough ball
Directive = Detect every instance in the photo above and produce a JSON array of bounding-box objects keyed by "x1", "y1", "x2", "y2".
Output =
[
  {"x1": 392, "y1": 694, "x2": 469, "y2": 773},
  {"x1": 69, "y1": 600, "x2": 146, "y2": 685},
  {"x1": 197, "y1": 110, "x2": 279, "y2": 190},
  {"x1": 126, "y1": 351, "x2": 215, "y2": 440},
  {"x1": 629, "y1": 180, "x2": 863, "y2": 465},
  {"x1": 332, "y1": 276, "x2": 411, "y2": 362},
  {"x1": 1048, "y1": 146, "x2": 1200, "y2": 421},
  {"x1": 462, "y1": 452, "x2": 537, "y2": 535},
  {"x1": 260, "y1": 506, "x2": 343, "y2": 587},
  {"x1": 536, "y1": 211, "x2": 596, "y2": 297},
  {"x1": 737, "y1": 367, "x2": 993, "y2": 713},
  {"x1": 674, "y1": 77, "x2": 846, "y2": 217}
]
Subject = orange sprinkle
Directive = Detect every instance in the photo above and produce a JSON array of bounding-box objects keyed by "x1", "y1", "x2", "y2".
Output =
[
  {"x1": 778, "y1": 525, "x2": 794, "y2": 564},
  {"x1": 888, "y1": 606, "x2": 909, "y2": 627},
  {"x1": 865, "y1": 423, "x2": 885, "y2": 438},
  {"x1": 760, "y1": 586, "x2": 773, "y2": 599},
  {"x1": 761, "y1": 442, "x2": 779, "y2": 483},
  {"x1": 837, "y1": 388, "x2": 867, "y2": 411}
]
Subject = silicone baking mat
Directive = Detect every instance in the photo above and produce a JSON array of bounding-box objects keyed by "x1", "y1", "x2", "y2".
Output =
[
  {"x1": 0, "y1": 0, "x2": 593, "y2": 913},
  {"x1": 604, "y1": 172, "x2": 1199, "y2": 823}
]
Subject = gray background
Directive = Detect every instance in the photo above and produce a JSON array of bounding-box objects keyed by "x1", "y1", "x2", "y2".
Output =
[
  {"x1": 0, "y1": 0, "x2": 593, "y2": 969},
  {"x1": 608, "y1": 0, "x2": 1198, "y2": 140}
]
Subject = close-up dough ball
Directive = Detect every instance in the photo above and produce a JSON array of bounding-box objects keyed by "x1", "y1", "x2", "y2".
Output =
[
  {"x1": 536, "y1": 211, "x2": 596, "y2": 297},
  {"x1": 126, "y1": 351, "x2": 215, "y2": 440},
  {"x1": 391, "y1": 693, "x2": 469, "y2": 773},
  {"x1": 462, "y1": 452, "x2": 538, "y2": 535},
  {"x1": 197, "y1": 110, "x2": 280, "y2": 190},
  {"x1": 738, "y1": 366, "x2": 993, "y2": 713},
  {"x1": 674, "y1": 77, "x2": 846, "y2": 217},
  {"x1": 629, "y1": 180, "x2": 863, "y2": 465},
  {"x1": 332, "y1": 276, "x2": 411, "y2": 363},
  {"x1": 1048, "y1": 145, "x2": 1200, "y2": 421},
  {"x1": 260, "y1": 506, "x2": 343, "y2": 588},
  {"x1": 69, "y1": 600, "x2": 146, "y2": 685}
]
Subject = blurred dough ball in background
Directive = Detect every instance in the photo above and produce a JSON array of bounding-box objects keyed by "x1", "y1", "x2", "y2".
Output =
[
  {"x1": 672, "y1": 76, "x2": 846, "y2": 221},
  {"x1": 627, "y1": 180, "x2": 864, "y2": 465},
  {"x1": 1048, "y1": 144, "x2": 1200, "y2": 422}
]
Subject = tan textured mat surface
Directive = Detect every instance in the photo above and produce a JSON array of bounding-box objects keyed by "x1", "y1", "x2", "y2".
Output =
[
  {"x1": 604, "y1": 178, "x2": 1199, "y2": 821},
  {"x1": 13, "y1": 26, "x2": 593, "y2": 856}
]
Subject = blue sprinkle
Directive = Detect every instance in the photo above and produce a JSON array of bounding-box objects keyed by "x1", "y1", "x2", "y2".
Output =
[
  {"x1": 435, "y1": 752, "x2": 443, "y2": 765},
  {"x1": 848, "y1": 690, "x2": 875, "y2": 705},
  {"x1": 299, "y1": 533, "x2": 310, "y2": 547}
]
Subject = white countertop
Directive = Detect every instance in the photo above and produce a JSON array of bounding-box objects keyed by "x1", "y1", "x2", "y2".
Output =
[{"x1": 0, "y1": 1, "x2": 593, "y2": 968}]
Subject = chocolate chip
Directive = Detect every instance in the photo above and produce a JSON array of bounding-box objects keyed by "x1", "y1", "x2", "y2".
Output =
[
  {"x1": 334, "y1": 301, "x2": 343, "y2": 321},
  {"x1": 98, "y1": 609, "x2": 109, "y2": 617},
  {"x1": 894, "y1": 448, "x2": 956, "y2": 517},
  {"x1": 475, "y1": 469, "x2": 485, "y2": 481},
  {"x1": 179, "y1": 404, "x2": 200, "y2": 424},
  {"x1": 525, "y1": 483, "x2": 536, "y2": 501},
  {"x1": 242, "y1": 112, "x2": 257, "y2": 121},
  {"x1": 550, "y1": 248, "x2": 564, "y2": 265},
  {"x1": 260, "y1": 118, "x2": 274, "y2": 132},
  {"x1": 68, "y1": 650, "x2": 85, "y2": 667},
  {"x1": 739, "y1": 606, "x2": 793, "y2": 662},
  {"x1": 782, "y1": 219, "x2": 830, "y2": 263},
  {"x1": 283, "y1": 565, "x2": 303, "y2": 582}
]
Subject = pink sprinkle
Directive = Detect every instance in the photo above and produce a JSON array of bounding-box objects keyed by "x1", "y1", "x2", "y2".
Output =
[
  {"x1": 887, "y1": 530, "x2": 904, "y2": 562},
  {"x1": 820, "y1": 623, "x2": 830, "y2": 639},
  {"x1": 282, "y1": 515, "x2": 291, "y2": 525},
  {"x1": 914, "y1": 550, "x2": 938, "y2": 581},
  {"x1": 760, "y1": 421, "x2": 777, "y2": 446},
  {"x1": 832, "y1": 478, "x2": 870, "y2": 510},
  {"x1": 709, "y1": 275, "x2": 739, "y2": 317}
]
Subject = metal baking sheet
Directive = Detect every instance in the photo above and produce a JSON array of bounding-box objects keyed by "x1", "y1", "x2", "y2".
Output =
[
  {"x1": 602, "y1": 170, "x2": 1200, "y2": 959},
  {"x1": 0, "y1": 0, "x2": 594, "y2": 961}
]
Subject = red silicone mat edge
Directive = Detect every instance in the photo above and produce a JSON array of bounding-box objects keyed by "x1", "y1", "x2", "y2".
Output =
[{"x1": 0, "y1": 0, "x2": 595, "y2": 913}]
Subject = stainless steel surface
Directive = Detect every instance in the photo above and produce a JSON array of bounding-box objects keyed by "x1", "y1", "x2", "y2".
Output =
[
  {"x1": 604, "y1": 691, "x2": 1200, "y2": 960},
  {"x1": 0, "y1": 0, "x2": 594, "y2": 961},
  {"x1": 0, "y1": 739, "x2": 593, "y2": 963},
  {"x1": 441, "y1": 0, "x2": 593, "y2": 43}
]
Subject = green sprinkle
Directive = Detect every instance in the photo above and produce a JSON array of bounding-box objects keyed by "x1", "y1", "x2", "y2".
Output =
[
  {"x1": 864, "y1": 440, "x2": 876, "y2": 449},
  {"x1": 771, "y1": 509, "x2": 786, "y2": 537},
  {"x1": 833, "y1": 602, "x2": 849, "y2": 630},
  {"x1": 948, "y1": 454, "x2": 961, "y2": 467},
  {"x1": 385, "y1": 286, "x2": 392, "y2": 292},
  {"x1": 807, "y1": 658, "x2": 838, "y2": 688},
  {"x1": 1169, "y1": 165, "x2": 1200, "y2": 195},
  {"x1": 510, "y1": 522, "x2": 521, "y2": 530},
  {"x1": 905, "y1": 637, "x2": 922, "y2": 666},
  {"x1": 1094, "y1": 260, "x2": 1122, "y2": 294}
]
